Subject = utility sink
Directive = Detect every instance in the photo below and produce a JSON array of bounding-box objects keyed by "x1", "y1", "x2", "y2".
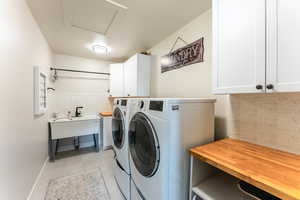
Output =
[
  {"x1": 49, "y1": 115, "x2": 100, "y2": 123},
  {"x1": 48, "y1": 115, "x2": 101, "y2": 161},
  {"x1": 49, "y1": 115, "x2": 101, "y2": 140}
]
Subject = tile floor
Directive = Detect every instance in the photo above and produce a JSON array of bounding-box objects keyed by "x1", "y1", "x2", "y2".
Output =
[{"x1": 30, "y1": 149, "x2": 123, "y2": 200}]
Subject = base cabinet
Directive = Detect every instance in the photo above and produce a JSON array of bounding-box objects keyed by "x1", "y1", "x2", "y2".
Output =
[{"x1": 102, "y1": 116, "x2": 112, "y2": 150}]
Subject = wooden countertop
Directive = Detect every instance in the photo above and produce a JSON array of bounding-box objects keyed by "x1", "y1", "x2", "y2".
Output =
[
  {"x1": 190, "y1": 139, "x2": 300, "y2": 200},
  {"x1": 99, "y1": 112, "x2": 112, "y2": 117}
]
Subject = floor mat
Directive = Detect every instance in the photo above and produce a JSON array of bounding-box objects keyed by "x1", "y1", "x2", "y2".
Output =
[{"x1": 45, "y1": 168, "x2": 110, "y2": 200}]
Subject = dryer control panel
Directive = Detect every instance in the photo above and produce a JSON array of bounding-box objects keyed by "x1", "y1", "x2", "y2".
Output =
[
  {"x1": 149, "y1": 101, "x2": 164, "y2": 112},
  {"x1": 121, "y1": 100, "x2": 127, "y2": 106}
]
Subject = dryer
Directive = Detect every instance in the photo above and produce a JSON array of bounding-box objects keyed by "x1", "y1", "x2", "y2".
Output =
[
  {"x1": 112, "y1": 98, "x2": 133, "y2": 200},
  {"x1": 128, "y1": 98, "x2": 216, "y2": 200}
]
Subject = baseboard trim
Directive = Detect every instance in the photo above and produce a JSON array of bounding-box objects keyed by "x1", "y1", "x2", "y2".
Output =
[
  {"x1": 26, "y1": 156, "x2": 49, "y2": 200},
  {"x1": 103, "y1": 145, "x2": 113, "y2": 151}
]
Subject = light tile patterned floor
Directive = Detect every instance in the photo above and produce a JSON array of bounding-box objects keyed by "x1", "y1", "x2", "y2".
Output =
[{"x1": 30, "y1": 149, "x2": 123, "y2": 200}]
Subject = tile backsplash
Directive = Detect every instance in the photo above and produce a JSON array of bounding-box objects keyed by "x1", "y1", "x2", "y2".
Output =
[{"x1": 222, "y1": 93, "x2": 300, "y2": 154}]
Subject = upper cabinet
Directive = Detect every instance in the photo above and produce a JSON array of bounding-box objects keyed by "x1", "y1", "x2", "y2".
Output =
[
  {"x1": 124, "y1": 54, "x2": 151, "y2": 97},
  {"x1": 124, "y1": 55, "x2": 138, "y2": 97},
  {"x1": 212, "y1": 0, "x2": 266, "y2": 94},
  {"x1": 267, "y1": 0, "x2": 300, "y2": 92},
  {"x1": 110, "y1": 63, "x2": 124, "y2": 97},
  {"x1": 109, "y1": 54, "x2": 151, "y2": 97},
  {"x1": 213, "y1": 0, "x2": 300, "y2": 94}
]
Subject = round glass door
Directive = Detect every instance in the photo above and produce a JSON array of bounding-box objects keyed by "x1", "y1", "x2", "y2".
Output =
[
  {"x1": 112, "y1": 108, "x2": 125, "y2": 149},
  {"x1": 129, "y1": 112, "x2": 160, "y2": 177}
]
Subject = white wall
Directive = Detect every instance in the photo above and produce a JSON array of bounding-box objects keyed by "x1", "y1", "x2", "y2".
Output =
[
  {"x1": 149, "y1": 10, "x2": 213, "y2": 98},
  {"x1": 0, "y1": 1, "x2": 53, "y2": 199},
  {"x1": 149, "y1": 10, "x2": 227, "y2": 141},
  {"x1": 52, "y1": 54, "x2": 111, "y2": 150},
  {"x1": 149, "y1": 9, "x2": 300, "y2": 155},
  {"x1": 52, "y1": 54, "x2": 111, "y2": 115}
]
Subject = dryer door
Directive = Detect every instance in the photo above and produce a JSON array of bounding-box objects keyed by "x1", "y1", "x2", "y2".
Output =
[
  {"x1": 129, "y1": 112, "x2": 160, "y2": 177},
  {"x1": 112, "y1": 107, "x2": 125, "y2": 149}
]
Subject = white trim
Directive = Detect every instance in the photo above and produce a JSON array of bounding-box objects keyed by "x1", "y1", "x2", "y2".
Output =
[{"x1": 26, "y1": 157, "x2": 49, "y2": 200}]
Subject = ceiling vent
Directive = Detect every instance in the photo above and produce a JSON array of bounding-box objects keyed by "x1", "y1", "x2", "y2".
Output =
[{"x1": 62, "y1": 0, "x2": 128, "y2": 35}]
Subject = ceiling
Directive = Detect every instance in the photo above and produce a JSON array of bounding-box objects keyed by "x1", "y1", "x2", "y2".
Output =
[{"x1": 26, "y1": 0, "x2": 211, "y2": 62}]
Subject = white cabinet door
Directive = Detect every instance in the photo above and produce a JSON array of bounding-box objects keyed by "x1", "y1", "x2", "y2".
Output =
[
  {"x1": 267, "y1": 0, "x2": 300, "y2": 93},
  {"x1": 136, "y1": 54, "x2": 151, "y2": 96},
  {"x1": 213, "y1": 0, "x2": 266, "y2": 94},
  {"x1": 124, "y1": 55, "x2": 138, "y2": 96},
  {"x1": 110, "y1": 63, "x2": 124, "y2": 97},
  {"x1": 102, "y1": 117, "x2": 112, "y2": 150}
]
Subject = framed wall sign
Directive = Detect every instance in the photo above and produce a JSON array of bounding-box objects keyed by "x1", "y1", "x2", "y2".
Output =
[
  {"x1": 161, "y1": 37, "x2": 204, "y2": 73},
  {"x1": 34, "y1": 66, "x2": 47, "y2": 115}
]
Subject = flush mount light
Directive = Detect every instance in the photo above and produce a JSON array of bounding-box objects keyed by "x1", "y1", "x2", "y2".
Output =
[{"x1": 92, "y1": 44, "x2": 111, "y2": 54}]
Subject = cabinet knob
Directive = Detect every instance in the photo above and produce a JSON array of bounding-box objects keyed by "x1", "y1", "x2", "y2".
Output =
[
  {"x1": 256, "y1": 85, "x2": 263, "y2": 90},
  {"x1": 266, "y1": 84, "x2": 274, "y2": 90}
]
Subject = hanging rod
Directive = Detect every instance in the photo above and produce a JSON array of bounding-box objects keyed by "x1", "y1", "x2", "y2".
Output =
[{"x1": 50, "y1": 67, "x2": 110, "y2": 75}]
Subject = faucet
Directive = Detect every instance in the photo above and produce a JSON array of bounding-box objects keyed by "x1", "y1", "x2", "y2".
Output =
[{"x1": 75, "y1": 106, "x2": 83, "y2": 117}]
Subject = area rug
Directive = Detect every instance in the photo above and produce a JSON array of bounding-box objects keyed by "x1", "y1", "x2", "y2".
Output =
[{"x1": 45, "y1": 168, "x2": 110, "y2": 200}]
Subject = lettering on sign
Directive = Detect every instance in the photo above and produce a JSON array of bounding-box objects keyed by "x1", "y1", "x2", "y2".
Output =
[{"x1": 161, "y1": 38, "x2": 204, "y2": 73}]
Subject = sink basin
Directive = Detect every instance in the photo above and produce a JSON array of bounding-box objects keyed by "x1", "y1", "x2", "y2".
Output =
[
  {"x1": 71, "y1": 115, "x2": 101, "y2": 121},
  {"x1": 48, "y1": 114, "x2": 101, "y2": 160},
  {"x1": 49, "y1": 115, "x2": 100, "y2": 123},
  {"x1": 52, "y1": 118, "x2": 71, "y2": 122},
  {"x1": 49, "y1": 115, "x2": 101, "y2": 139}
]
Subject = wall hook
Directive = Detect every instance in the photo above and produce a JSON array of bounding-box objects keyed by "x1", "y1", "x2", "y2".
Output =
[{"x1": 47, "y1": 87, "x2": 55, "y2": 91}]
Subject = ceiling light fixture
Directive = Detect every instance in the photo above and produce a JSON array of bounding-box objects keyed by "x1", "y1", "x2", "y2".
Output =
[
  {"x1": 105, "y1": 0, "x2": 129, "y2": 10},
  {"x1": 92, "y1": 44, "x2": 109, "y2": 54},
  {"x1": 92, "y1": 44, "x2": 111, "y2": 54}
]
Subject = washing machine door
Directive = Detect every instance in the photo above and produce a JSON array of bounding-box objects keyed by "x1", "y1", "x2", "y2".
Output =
[
  {"x1": 112, "y1": 107, "x2": 125, "y2": 149},
  {"x1": 129, "y1": 112, "x2": 160, "y2": 177}
]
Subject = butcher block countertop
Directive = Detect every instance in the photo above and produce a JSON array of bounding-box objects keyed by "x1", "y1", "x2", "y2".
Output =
[
  {"x1": 99, "y1": 112, "x2": 112, "y2": 117},
  {"x1": 190, "y1": 139, "x2": 300, "y2": 200}
]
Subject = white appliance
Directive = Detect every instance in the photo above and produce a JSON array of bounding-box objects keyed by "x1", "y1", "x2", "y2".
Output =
[
  {"x1": 128, "y1": 98, "x2": 216, "y2": 200},
  {"x1": 102, "y1": 116, "x2": 112, "y2": 150},
  {"x1": 112, "y1": 98, "x2": 133, "y2": 200}
]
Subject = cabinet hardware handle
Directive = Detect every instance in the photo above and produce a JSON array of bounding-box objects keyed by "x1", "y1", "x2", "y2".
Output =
[
  {"x1": 266, "y1": 84, "x2": 274, "y2": 90},
  {"x1": 256, "y1": 85, "x2": 263, "y2": 90}
]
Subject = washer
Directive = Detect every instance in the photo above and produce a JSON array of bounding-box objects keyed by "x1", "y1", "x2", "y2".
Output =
[
  {"x1": 128, "y1": 98, "x2": 216, "y2": 200},
  {"x1": 112, "y1": 98, "x2": 133, "y2": 200}
]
